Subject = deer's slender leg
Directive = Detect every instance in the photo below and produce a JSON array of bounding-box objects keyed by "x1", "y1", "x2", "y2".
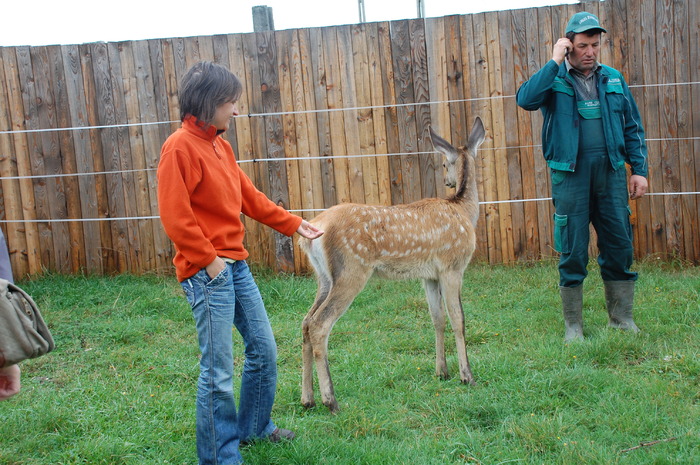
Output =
[
  {"x1": 440, "y1": 272, "x2": 475, "y2": 385},
  {"x1": 306, "y1": 269, "x2": 371, "y2": 413},
  {"x1": 423, "y1": 278, "x2": 449, "y2": 379}
]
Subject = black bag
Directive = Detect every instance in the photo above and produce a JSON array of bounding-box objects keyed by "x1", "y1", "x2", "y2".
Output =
[{"x1": 0, "y1": 279, "x2": 54, "y2": 368}]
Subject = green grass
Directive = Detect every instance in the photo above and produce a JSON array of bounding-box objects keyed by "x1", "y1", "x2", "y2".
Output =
[{"x1": 1, "y1": 260, "x2": 698, "y2": 465}]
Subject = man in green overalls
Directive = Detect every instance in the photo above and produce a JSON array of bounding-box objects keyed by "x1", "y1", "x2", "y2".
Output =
[{"x1": 516, "y1": 12, "x2": 649, "y2": 342}]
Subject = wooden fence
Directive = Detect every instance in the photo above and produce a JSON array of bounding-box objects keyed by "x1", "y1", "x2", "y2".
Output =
[{"x1": 0, "y1": 0, "x2": 697, "y2": 278}]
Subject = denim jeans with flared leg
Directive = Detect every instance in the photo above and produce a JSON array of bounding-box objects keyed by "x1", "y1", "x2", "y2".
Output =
[{"x1": 182, "y1": 260, "x2": 278, "y2": 465}]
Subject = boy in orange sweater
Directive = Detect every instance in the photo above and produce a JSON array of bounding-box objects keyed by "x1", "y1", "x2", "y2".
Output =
[{"x1": 158, "y1": 61, "x2": 322, "y2": 465}]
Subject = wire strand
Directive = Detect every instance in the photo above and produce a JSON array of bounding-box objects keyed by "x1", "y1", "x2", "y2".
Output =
[
  {"x1": 2, "y1": 136, "x2": 699, "y2": 181},
  {"x1": 0, "y1": 80, "x2": 697, "y2": 135},
  {"x1": 0, "y1": 192, "x2": 697, "y2": 224}
]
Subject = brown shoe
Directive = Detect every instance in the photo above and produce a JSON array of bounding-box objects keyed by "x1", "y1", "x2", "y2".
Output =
[
  {"x1": 269, "y1": 428, "x2": 295, "y2": 443},
  {"x1": 240, "y1": 427, "x2": 296, "y2": 446}
]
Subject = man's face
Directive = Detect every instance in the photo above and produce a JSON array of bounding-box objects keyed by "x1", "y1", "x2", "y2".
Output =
[{"x1": 568, "y1": 32, "x2": 601, "y2": 75}]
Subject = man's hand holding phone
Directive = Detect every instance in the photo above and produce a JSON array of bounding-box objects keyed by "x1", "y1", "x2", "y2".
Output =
[{"x1": 553, "y1": 37, "x2": 573, "y2": 64}]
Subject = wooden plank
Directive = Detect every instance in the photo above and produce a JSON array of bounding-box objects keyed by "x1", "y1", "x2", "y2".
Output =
[
  {"x1": 107, "y1": 42, "x2": 141, "y2": 272},
  {"x1": 408, "y1": 19, "x2": 436, "y2": 200},
  {"x1": 538, "y1": 7, "x2": 555, "y2": 258},
  {"x1": 275, "y1": 29, "x2": 304, "y2": 273},
  {"x1": 322, "y1": 26, "x2": 351, "y2": 206},
  {"x1": 295, "y1": 28, "x2": 325, "y2": 214},
  {"x1": 307, "y1": 27, "x2": 336, "y2": 209},
  {"x1": 376, "y1": 22, "x2": 402, "y2": 206},
  {"x1": 484, "y1": 11, "x2": 515, "y2": 264},
  {"x1": 464, "y1": 13, "x2": 499, "y2": 263},
  {"x1": 498, "y1": 10, "x2": 526, "y2": 261},
  {"x1": 241, "y1": 32, "x2": 273, "y2": 267},
  {"x1": 257, "y1": 30, "x2": 295, "y2": 273},
  {"x1": 365, "y1": 22, "x2": 392, "y2": 207},
  {"x1": 656, "y1": 0, "x2": 683, "y2": 257},
  {"x1": 15, "y1": 47, "x2": 56, "y2": 271},
  {"x1": 390, "y1": 20, "x2": 420, "y2": 205},
  {"x1": 47, "y1": 45, "x2": 84, "y2": 273},
  {"x1": 444, "y1": 16, "x2": 467, "y2": 151},
  {"x1": 226, "y1": 35, "x2": 250, "y2": 165},
  {"x1": 510, "y1": 8, "x2": 540, "y2": 260},
  {"x1": 196, "y1": 36, "x2": 215, "y2": 63},
  {"x1": 124, "y1": 41, "x2": 160, "y2": 273},
  {"x1": 162, "y1": 38, "x2": 186, "y2": 134},
  {"x1": 13, "y1": 47, "x2": 46, "y2": 271},
  {"x1": 689, "y1": 0, "x2": 700, "y2": 263},
  {"x1": 0, "y1": 47, "x2": 35, "y2": 279},
  {"x1": 212, "y1": 34, "x2": 230, "y2": 65},
  {"x1": 350, "y1": 23, "x2": 380, "y2": 206},
  {"x1": 336, "y1": 25, "x2": 366, "y2": 205},
  {"x1": 147, "y1": 39, "x2": 175, "y2": 146},
  {"x1": 30, "y1": 46, "x2": 71, "y2": 273},
  {"x1": 212, "y1": 35, "x2": 238, "y2": 151},
  {"x1": 228, "y1": 33, "x2": 263, "y2": 267},
  {"x1": 524, "y1": 7, "x2": 554, "y2": 259},
  {"x1": 112, "y1": 41, "x2": 146, "y2": 273},
  {"x1": 0, "y1": 50, "x2": 30, "y2": 278},
  {"x1": 622, "y1": 0, "x2": 653, "y2": 260},
  {"x1": 0, "y1": 84, "x2": 23, "y2": 268},
  {"x1": 638, "y1": 0, "x2": 666, "y2": 256},
  {"x1": 671, "y1": 0, "x2": 697, "y2": 261},
  {"x1": 79, "y1": 43, "x2": 116, "y2": 273},
  {"x1": 183, "y1": 37, "x2": 202, "y2": 69},
  {"x1": 90, "y1": 42, "x2": 129, "y2": 272},
  {"x1": 60, "y1": 44, "x2": 103, "y2": 273},
  {"x1": 146, "y1": 38, "x2": 177, "y2": 271},
  {"x1": 424, "y1": 16, "x2": 449, "y2": 197},
  {"x1": 598, "y1": 0, "x2": 614, "y2": 68},
  {"x1": 288, "y1": 28, "x2": 320, "y2": 273},
  {"x1": 459, "y1": 13, "x2": 489, "y2": 262}
]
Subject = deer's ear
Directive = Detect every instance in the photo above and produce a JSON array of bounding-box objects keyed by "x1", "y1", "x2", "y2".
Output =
[
  {"x1": 466, "y1": 117, "x2": 486, "y2": 156},
  {"x1": 429, "y1": 126, "x2": 459, "y2": 164}
]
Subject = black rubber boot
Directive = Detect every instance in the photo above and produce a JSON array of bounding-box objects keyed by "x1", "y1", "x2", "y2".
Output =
[
  {"x1": 604, "y1": 280, "x2": 640, "y2": 333},
  {"x1": 560, "y1": 285, "x2": 584, "y2": 342}
]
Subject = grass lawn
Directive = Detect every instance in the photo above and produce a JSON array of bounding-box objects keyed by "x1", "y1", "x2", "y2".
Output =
[{"x1": 0, "y1": 259, "x2": 698, "y2": 464}]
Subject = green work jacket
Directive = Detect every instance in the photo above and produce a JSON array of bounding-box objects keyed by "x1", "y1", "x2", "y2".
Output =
[{"x1": 516, "y1": 60, "x2": 648, "y2": 177}]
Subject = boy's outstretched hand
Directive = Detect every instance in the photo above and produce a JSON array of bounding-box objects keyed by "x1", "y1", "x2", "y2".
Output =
[{"x1": 297, "y1": 220, "x2": 324, "y2": 240}]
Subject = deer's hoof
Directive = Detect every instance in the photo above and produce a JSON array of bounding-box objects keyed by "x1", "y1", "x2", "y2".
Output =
[
  {"x1": 460, "y1": 377, "x2": 476, "y2": 386},
  {"x1": 324, "y1": 400, "x2": 340, "y2": 414},
  {"x1": 301, "y1": 399, "x2": 316, "y2": 409}
]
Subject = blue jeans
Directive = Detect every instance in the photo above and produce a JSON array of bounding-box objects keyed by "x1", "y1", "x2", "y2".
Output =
[{"x1": 182, "y1": 260, "x2": 278, "y2": 465}]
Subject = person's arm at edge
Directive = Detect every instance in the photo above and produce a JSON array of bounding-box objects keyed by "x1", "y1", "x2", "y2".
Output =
[{"x1": 0, "y1": 364, "x2": 20, "y2": 400}]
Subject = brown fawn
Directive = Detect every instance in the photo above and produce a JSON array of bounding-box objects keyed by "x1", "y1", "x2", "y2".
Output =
[{"x1": 299, "y1": 117, "x2": 486, "y2": 412}]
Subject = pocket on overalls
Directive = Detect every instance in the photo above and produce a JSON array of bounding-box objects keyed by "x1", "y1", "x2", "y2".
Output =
[
  {"x1": 551, "y1": 169, "x2": 566, "y2": 185},
  {"x1": 553, "y1": 213, "x2": 570, "y2": 254}
]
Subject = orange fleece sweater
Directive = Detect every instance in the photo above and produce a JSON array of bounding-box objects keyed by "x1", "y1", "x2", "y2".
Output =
[{"x1": 157, "y1": 117, "x2": 302, "y2": 281}]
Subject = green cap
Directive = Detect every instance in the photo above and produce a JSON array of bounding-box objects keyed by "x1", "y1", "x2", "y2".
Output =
[{"x1": 565, "y1": 11, "x2": 607, "y2": 34}]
